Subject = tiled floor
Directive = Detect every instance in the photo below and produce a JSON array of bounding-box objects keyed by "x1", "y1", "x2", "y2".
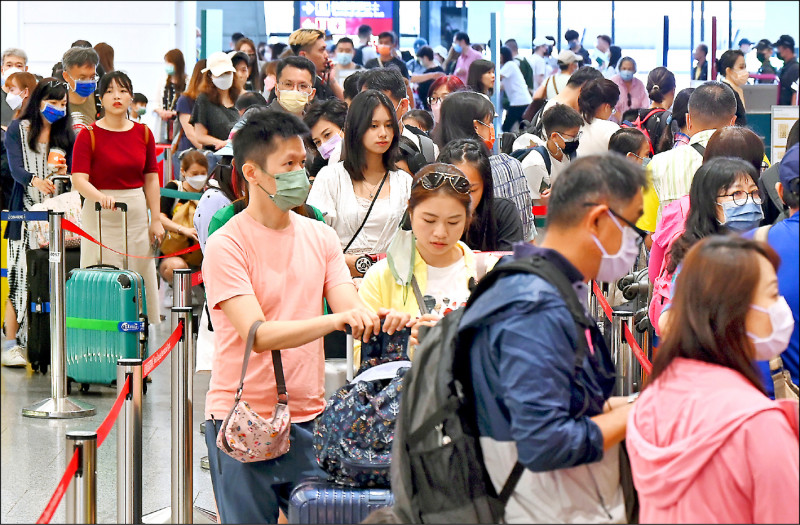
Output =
[{"x1": 0, "y1": 321, "x2": 217, "y2": 524}]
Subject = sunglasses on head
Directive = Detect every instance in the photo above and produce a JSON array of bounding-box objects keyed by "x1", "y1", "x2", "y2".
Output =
[{"x1": 414, "y1": 172, "x2": 471, "y2": 194}]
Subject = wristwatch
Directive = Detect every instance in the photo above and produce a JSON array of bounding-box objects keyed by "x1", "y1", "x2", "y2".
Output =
[{"x1": 355, "y1": 255, "x2": 373, "y2": 276}]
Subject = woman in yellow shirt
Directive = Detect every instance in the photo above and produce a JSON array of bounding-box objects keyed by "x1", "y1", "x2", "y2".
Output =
[{"x1": 357, "y1": 163, "x2": 493, "y2": 365}]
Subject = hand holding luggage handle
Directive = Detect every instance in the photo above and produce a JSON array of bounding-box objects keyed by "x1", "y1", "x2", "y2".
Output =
[{"x1": 95, "y1": 201, "x2": 129, "y2": 270}]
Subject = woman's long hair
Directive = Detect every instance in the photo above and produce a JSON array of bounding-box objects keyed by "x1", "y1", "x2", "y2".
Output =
[
  {"x1": 649, "y1": 235, "x2": 778, "y2": 394},
  {"x1": 164, "y1": 48, "x2": 187, "y2": 93},
  {"x1": 341, "y1": 90, "x2": 399, "y2": 182},
  {"x1": 666, "y1": 157, "x2": 759, "y2": 273},
  {"x1": 437, "y1": 138, "x2": 497, "y2": 250},
  {"x1": 467, "y1": 59, "x2": 495, "y2": 95},
  {"x1": 432, "y1": 91, "x2": 495, "y2": 149},
  {"x1": 18, "y1": 78, "x2": 73, "y2": 152},
  {"x1": 182, "y1": 60, "x2": 206, "y2": 101}
]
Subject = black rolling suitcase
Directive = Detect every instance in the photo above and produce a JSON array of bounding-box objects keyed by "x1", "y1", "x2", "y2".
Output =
[{"x1": 26, "y1": 247, "x2": 81, "y2": 373}]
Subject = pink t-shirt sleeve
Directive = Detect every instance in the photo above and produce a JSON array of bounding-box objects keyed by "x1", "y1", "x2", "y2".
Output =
[
  {"x1": 203, "y1": 230, "x2": 255, "y2": 310},
  {"x1": 745, "y1": 410, "x2": 800, "y2": 523},
  {"x1": 71, "y1": 127, "x2": 93, "y2": 175},
  {"x1": 322, "y1": 225, "x2": 354, "y2": 295}
]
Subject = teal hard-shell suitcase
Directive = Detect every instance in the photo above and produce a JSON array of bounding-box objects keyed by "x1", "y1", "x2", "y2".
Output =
[{"x1": 65, "y1": 203, "x2": 148, "y2": 392}]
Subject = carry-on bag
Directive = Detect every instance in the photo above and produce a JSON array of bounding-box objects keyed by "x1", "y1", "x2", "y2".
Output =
[
  {"x1": 288, "y1": 478, "x2": 395, "y2": 524},
  {"x1": 26, "y1": 247, "x2": 81, "y2": 373},
  {"x1": 65, "y1": 202, "x2": 148, "y2": 392}
]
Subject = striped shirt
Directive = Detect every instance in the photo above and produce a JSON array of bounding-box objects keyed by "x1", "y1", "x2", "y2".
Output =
[
  {"x1": 650, "y1": 128, "x2": 717, "y2": 219},
  {"x1": 489, "y1": 153, "x2": 536, "y2": 241}
]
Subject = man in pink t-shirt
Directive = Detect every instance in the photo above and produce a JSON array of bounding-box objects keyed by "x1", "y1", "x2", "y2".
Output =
[
  {"x1": 453, "y1": 31, "x2": 484, "y2": 85},
  {"x1": 202, "y1": 109, "x2": 411, "y2": 524}
]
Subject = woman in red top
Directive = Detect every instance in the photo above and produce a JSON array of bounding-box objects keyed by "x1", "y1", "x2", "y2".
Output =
[{"x1": 72, "y1": 70, "x2": 165, "y2": 324}]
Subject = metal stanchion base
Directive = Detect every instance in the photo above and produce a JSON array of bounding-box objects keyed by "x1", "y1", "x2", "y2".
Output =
[
  {"x1": 21, "y1": 396, "x2": 96, "y2": 418},
  {"x1": 142, "y1": 506, "x2": 217, "y2": 524}
]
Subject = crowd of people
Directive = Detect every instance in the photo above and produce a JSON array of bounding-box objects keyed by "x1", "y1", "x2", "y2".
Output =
[{"x1": 0, "y1": 23, "x2": 798, "y2": 525}]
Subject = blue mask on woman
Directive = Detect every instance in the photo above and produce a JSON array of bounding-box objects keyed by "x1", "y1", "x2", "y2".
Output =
[
  {"x1": 41, "y1": 103, "x2": 67, "y2": 123},
  {"x1": 620, "y1": 70, "x2": 634, "y2": 82},
  {"x1": 718, "y1": 200, "x2": 764, "y2": 231}
]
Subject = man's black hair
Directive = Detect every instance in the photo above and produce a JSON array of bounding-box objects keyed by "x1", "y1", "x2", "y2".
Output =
[
  {"x1": 564, "y1": 29, "x2": 580, "y2": 42},
  {"x1": 548, "y1": 154, "x2": 647, "y2": 228},
  {"x1": 597, "y1": 34, "x2": 612, "y2": 45},
  {"x1": 416, "y1": 45, "x2": 434, "y2": 61},
  {"x1": 688, "y1": 81, "x2": 737, "y2": 125},
  {"x1": 455, "y1": 32, "x2": 471, "y2": 45},
  {"x1": 566, "y1": 66, "x2": 603, "y2": 88},
  {"x1": 303, "y1": 98, "x2": 348, "y2": 131},
  {"x1": 71, "y1": 39, "x2": 92, "y2": 48},
  {"x1": 232, "y1": 109, "x2": 310, "y2": 175},
  {"x1": 697, "y1": 44, "x2": 708, "y2": 55},
  {"x1": 230, "y1": 51, "x2": 249, "y2": 68},
  {"x1": 336, "y1": 37, "x2": 355, "y2": 48},
  {"x1": 231, "y1": 32, "x2": 246, "y2": 43},
  {"x1": 132, "y1": 92, "x2": 148, "y2": 104},
  {"x1": 235, "y1": 91, "x2": 267, "y2": 112},
  {"x1": 358, "y1": 68, "x2": 406, "y2": 104},
  {"x1": 276, "y1": 56, "x2": 316, "y2": 83},
  {"x1": 542, "y1": 103, "x2": 584, "y2": 136},
  {"x1": 500, "y1": 46, "x2": 513, "y2": 64},
  {"x1": 357, "y1": 25, "x2": 372, "y2": 38},
  {"x1": 378, "y1": 31, "x2": 396, "y2": 44},
  {"x1": 343, "y1": 71, "x2": 363, "y2": 101},
  {"x1": 402, "y1": 109, "x2": 434, "y2": 132},
  {"x1": 672, "y1": 87, "x2": 695, "y2": 129}
]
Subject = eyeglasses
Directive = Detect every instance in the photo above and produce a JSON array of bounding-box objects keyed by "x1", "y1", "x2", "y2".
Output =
[
  {"x1": 47, "y1": 80, "x2": 69, "y2": 89},
  {"x1": 414, "y1": 172, "x2": 471, "y2": 194},
  {"x1": 277, "y1": 80, "x2": 313, "y2": 93},
  {"x1": 584, "y1": 202, "x2": 649, "y2": 247},
  {"x1": 65, "y1": 71, "x2": 98, "y2": 83},
  {"x1": 717, "y1": 189, "x2": 762, "y2": 206},
  {"x1": 427, "y1": 94, "x2": 449, "y2": 106},
  {"x1": 556, "y1": 130, "x2": 582, "y2": 142}
]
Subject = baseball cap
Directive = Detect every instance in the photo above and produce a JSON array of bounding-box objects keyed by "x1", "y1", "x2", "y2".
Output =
[
  {"x1": 433, "y1": 45, "x2": 448, "y2": 58},
  {"x1": 779, "y1": 143, "x2": 799, "y2": 189},
  {"x1": 556, "y1": 50, "x2": 579, "y2": 65},
  {"x1": 738, "y1": 38, "x2": 753, "y2": 47},
  {"x1": 533, "y1": 37, "x2": 550, "y2": 48},
  {"x1": 775, "y1": 34, "x2": 795, "y2": 49},
  {"x1": 413, "y1": 38, "x2": 428, "y2": 53},
  {"x1": 756, "y1": 39, "x2": 772, "y2": 51},
  {"x1": 202, "y1": 52, "x2": 236, "y2": 76}
]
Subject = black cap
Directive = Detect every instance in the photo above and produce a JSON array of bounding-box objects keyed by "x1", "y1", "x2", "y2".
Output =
[
  {"x1": 756, "y1": 39, "x2": 772, "y2": 50},
  {"x1": 738, "y1": 38, "x2": 753, "y2": 46},
  {"x1": 775, "y1": 34, "x2": 795, "y2": 49}
]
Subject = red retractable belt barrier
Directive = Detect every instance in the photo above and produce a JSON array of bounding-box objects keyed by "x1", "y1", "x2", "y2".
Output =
[
  {"x1": 592, "y1": 281, "x2": 653, "y2": 375},
  {"x1": 61, "y1": 218, "x2": 200, "y2": 259},
  {"x1": 37, "y1": 321, "x2": 184, "y2": 523}
]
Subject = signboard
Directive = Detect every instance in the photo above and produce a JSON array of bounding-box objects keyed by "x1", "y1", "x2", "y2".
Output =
[
  {"x1": 771, "y1": 105, "x2": 800, "y2": 163},
  {"x1": 298, "y1": 1, "x2": 393, "y2": 35}
]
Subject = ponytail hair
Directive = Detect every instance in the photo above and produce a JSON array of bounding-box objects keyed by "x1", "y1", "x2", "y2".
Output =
[{"x1": 647, "y1": 66, "x2": 676, "y2": 103}]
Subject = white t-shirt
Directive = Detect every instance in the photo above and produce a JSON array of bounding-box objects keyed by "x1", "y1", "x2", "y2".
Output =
[
  {"x1": 424, "y1": 259, "x2": 471, "y2": 318},
  {"x1": 545, "y1": 73, "x2": 570, "y2": 99},
  {"x1": 529, "y1": 53, "x2": 548, "y2": 92},
  {"x1": 520, "y1": 145, "x2": 571, "y2": 198},
  {"x1": 576, "y1": 118, "x2": 620, "y2": 157},
  {"x1": 499, "y1": 61, "x2": 533, "y2": 106}
]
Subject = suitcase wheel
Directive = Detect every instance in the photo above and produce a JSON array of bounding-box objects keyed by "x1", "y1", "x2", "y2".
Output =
[
  {"x1": 66, "y1": 378, "x2": 73, "y2": 395},
  {"x1": 142, "y1": 382, "x2": 147, "y2": 395},
  {"x1": 80, "y1": 383, "x2": 90, "y2": 393}
]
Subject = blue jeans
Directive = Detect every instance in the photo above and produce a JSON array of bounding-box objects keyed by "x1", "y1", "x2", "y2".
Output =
[{"x1": 205, "y1": 418, "x2": 326, "y2": 523}]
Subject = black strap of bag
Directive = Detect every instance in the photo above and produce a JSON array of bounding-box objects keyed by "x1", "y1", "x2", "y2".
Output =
[
  {"x1": 411, "y1": 275, "x2": 430, "y2": 315},
  {"x1": 232, "y1": 321, "x2": 287, "y2": 405},
  {"x1": 343, "y1": 171, "x2": 389, "y2": 253}
]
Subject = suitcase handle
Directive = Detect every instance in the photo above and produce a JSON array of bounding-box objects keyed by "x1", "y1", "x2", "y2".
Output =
[
  {"x1": 86, "y1": 264, "x2": 119, "y2": 270},
  {"x1": 95, "y1": 201, "x2": 129, "y2": 269}
]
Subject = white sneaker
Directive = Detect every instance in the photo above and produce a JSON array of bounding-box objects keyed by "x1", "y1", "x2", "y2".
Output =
[{"x1": 1, "y1": 346, "x2": 27, "y2": 367}]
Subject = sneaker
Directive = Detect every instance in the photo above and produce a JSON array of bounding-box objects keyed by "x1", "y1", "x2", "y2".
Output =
[
  {"x1": 2, "y1": 339, "x2": 15, "y2": 352},
  {"x1": 1, "y1": 346, "x2": 28, "y2": 367}
]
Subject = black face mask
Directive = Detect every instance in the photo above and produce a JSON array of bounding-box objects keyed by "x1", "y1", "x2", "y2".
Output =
[
  {"x1": 561, "y1": 139, "x2": 579, "y2": 155},
  {"x1": 757, "y1": 52, "x2": 766, "y2": 63}
]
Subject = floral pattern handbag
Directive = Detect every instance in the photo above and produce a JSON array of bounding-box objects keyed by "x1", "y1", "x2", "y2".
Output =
[{"x1": 216, "y1": 321, "x2": 292, "y2": 463}]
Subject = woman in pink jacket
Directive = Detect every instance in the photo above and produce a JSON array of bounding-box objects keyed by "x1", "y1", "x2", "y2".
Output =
[{"x1": 627, "y1": 235, "x2": 799, "y2": 524}]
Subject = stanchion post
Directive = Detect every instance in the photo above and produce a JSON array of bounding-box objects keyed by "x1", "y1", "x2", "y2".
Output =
[
  {"x1": 172, "y1": 269, "x2": 193, "y2": 524},
  {"x1": 164, "y1": 151, "x2": 174, "y2": 185},
  {"x1": 611, "y1": 309, "x2": 635, "y2": 396},
  {"x1": 65, "y1": 431, "x2": 97, "y2": 524},
  {"x1": 23, "y1": 211, "x2": 95, "y2": 418},
  {"x1": 117, "y1": 359, "x2": 143, "y2": 524}
]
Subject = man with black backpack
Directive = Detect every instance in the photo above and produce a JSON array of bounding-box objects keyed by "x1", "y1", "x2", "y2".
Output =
[{"x1": 391, "y1": 154, "x2": 646, "y2": 523}]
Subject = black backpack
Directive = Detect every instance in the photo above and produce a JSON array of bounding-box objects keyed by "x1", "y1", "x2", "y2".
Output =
[
  {"x1": 390, "y1": 255, "x2": 598, "y2": 523},
  {"x1": 621, "y1": 108, "x2": 673, "y2": 155},
  {"x1": 398, "y1": 126, "x2": 436, "y2": 174},
  {"x1": 510, "y1": 145, "x2": 551, "y2": 172}
]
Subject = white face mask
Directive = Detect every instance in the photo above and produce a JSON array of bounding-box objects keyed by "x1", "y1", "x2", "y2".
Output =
[
  {"x1": 591, "y1": 210, "x2": 640, "y2": 282},
  {"x1": 6, "y1": 91, "x2": 24, "y2": 110},
  {"x1": 1, "y1": 66, "x2": 23, "y2": 85},
  {"x1": 211, "y1": 72, "x2": 234, "y2": 90},
  {"x1": 184, "y1": 174, "x2": 207, "y2": 190},
  {"x1": 748, "y1": 297, "x2": 795, "y2": 360}
]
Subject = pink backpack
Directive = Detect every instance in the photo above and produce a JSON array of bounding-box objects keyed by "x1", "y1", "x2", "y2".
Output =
[{"x1": 649, "y1": 196, "x2": 691, "y2": 336}]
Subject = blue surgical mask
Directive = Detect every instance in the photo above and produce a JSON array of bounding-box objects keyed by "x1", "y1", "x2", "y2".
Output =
[
  {"x1": 718, "y1": 200, "x2": 764, "y2": 231},
  {"x1": 641, "y1": 157, "x2": 651, "y2": 168},
  {"x1": 453, "y1": 43, "x2": 463, "y2": 54},
  {"x1": 41, "y1": 103, "x2": 67, "y2": 123},
  {"x1": 335, "y1": 53, "x2": 353, "y2": 66},
  {"x1": 620, "y1": 70, "x2": 634, "y2": 82},
  {"x1": 70, "y1": 75, "x2": 96, "y2": 98}
]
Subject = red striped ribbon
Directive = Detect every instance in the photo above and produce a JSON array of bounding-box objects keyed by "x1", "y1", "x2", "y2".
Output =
[
  {"x1": 37, "y1": 451, "x2": 79, "y2": 524},
  {"x1": 61, "y1": 218, "x2": 200, "y2": 259},
  {"x1": 143, "y1": 320, "x2": 184, "y2": 378},
  {"x1": 96, "y1": 376, "x2": 131, "y2": 448},
  {"x1": 592, "y1": 281, "x2": 653, "y2": 373},
  {"x1": 532, "y1": 205, "x2": 548, "y2": 216},
  {"x1": 191, "y1": 271, "x2": 203, "y2": 286}
]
